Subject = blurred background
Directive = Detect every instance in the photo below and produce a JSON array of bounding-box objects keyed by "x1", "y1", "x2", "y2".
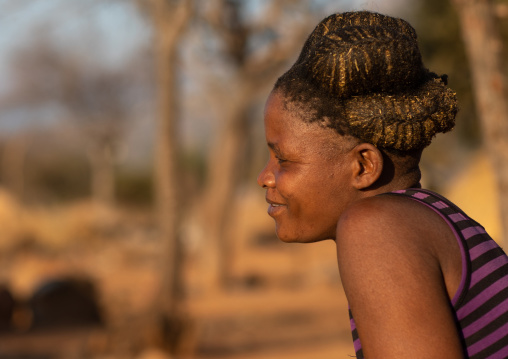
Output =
[{"x1": 0, "y1": 0, "x2": 506, "y2": 358}]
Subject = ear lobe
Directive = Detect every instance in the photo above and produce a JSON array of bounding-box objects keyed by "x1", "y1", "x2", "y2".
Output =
[{"x1": 351, "y1": 144, "x2": 383, "y2": 189}]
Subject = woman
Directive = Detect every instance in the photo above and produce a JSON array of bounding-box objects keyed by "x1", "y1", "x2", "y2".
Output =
[{"x1": 257, "y1": 11, "x2": 508, "y2": 358}]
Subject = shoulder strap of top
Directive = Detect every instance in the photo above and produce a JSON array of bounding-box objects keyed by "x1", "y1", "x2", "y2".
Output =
[{"x1": 380, "y1": 188, "x2": 472, "y2": 308}]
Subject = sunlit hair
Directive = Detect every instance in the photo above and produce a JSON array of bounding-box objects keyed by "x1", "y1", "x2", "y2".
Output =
[{"x1": 273, "y1": 11, "x2": 458, "y2": 152}]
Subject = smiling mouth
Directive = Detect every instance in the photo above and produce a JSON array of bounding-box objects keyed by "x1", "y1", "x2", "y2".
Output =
[{"x1": 267, "y1": 202, "x2": 286, "y2": 217}]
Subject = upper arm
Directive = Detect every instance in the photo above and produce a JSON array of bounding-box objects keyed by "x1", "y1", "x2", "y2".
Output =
[{"x1": 336, "y1": 197, "x2": 465, "y2": 359}]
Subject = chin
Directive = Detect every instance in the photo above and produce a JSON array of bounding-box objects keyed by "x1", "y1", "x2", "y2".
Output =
[
  {"x1": 274, "y1": 227, "x2": 299, "y2": 243},
  {"x1": 275, "y1": 227, "x2": 330, "y2": 244}
]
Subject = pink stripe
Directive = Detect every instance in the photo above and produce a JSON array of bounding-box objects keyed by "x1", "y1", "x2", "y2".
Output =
[
  {"x1": 462, "y1": 297, "x2": 508, "y2": 337},
  {"x1": 467, "y1": 321, "x2": 508, "y2": 356},
  {"x1": 457, "y1": 280, "x2": 508, "y2": 319},
  {"x1": 353, "y1": 338, "x2": 362, "y2": 352},
  {"x1": 470, "y1": 255, "x2": 508, "y2": 287},
  {"x1": 462, "y1": 226, "x2": 487, "y2": 240},
  {"x1": 433, "y1": 201, "x2": 449, "y2": 209},
  {"x1": 350, "y1": 318, "x2": 356, "y2": 331},
  {"x1": 470, "y1": 241, "x2": 499, "y2": 261},
  {"x1": 412, "y1": 192, "x2": 429, "y2": 199},
  {"x1": 449, "y1": 213, "x2": 467, "y2": 223}
]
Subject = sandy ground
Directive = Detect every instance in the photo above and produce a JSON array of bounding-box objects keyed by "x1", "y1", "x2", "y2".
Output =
[
  {"x1": 0, "y1": 189, "x2": 356, "y2": 359},
  {"x1": 185, "y1": 283, "x2": 355, "y2": 358}
]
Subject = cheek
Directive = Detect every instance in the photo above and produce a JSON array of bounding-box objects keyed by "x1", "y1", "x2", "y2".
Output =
[
  {"x1": 273, "y1": 168, "x2": 296, "y2": 192},
  {"x1": 280, "y1": 173, "x2": 325, "y2": 211}
]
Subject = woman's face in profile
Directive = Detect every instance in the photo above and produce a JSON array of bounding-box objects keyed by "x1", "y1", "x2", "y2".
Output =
[{"x1": 257, "y1": 92, "x2": 356, "y2": 243}]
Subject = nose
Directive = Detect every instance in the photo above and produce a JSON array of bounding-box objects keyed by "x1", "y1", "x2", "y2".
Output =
[{"x1": 257, "y1": 162, "x2": 275, "y2": 189}]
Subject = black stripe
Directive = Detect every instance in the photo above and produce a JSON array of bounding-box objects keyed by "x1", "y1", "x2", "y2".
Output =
[
  {"x1": 415, "y1": 189, "x2": 486, "y2": 228},
  {"x1": 351, "y1": 328, "x2": 359, "y2": 341},
  {"x1": 455, "y1": 221, "x2": 481, "y2": 231},
  {"x1": 468, "y1": 235, "x2": 495, "y2": 252},
  {"x1": 464, "y1": 310, "x2": 508, "y2": 345},
  {"x1": 460, "y1": 286, "x2": 508, "y2": 327},
  {"x1": 469, "y1": 332, "x2": 508, "y2": 359},
  {"x1": 471, "y1": 248, "x2": 507, "y2": 272},
  {"x1": 356, "y1": 348, "x2": 364, "y2": 359},
  {"x1": 466, "y1": 265, "x2": 508, "y2": 303}
]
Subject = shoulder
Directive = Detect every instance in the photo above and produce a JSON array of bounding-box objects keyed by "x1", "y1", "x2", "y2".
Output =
[
  {"x1": 337, "y1": 193, "x2": 445, "y2": 253},
  {"x1": 336, "y1": 193, "x2": 442, "y2": 280},
  {"x1": 336, "y1": 193, "x2": 465, "y2": 357},
  {"x1": 336, "y1": 192, "x2": 459, "y2": 267}
]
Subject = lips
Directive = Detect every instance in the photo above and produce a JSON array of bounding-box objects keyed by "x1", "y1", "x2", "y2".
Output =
[{"x1": 266, "y1": 197, "x2": 287, "y2": 217}]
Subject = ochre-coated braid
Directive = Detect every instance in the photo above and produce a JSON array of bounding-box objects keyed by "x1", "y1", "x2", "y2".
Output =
[{"x1": 274, "y1": 11, "x2": 458, "y2": 152}]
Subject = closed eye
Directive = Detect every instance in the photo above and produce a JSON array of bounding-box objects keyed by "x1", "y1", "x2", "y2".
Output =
[
  {"x1": 276, "y1": 156, "x2": 288, "y2": 164},
  {"x1": 268, "y1": 143, "x2": 289, "y2": 164}
]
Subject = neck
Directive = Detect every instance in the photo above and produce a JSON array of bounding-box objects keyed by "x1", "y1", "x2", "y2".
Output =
[{"x1": 365, "y1": 150, "x2": 422, "y2": 194}]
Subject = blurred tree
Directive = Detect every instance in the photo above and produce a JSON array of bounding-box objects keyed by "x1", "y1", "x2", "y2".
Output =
[
  {"x1": 411, "y1": 0, "x2": 478, "y2": 146},
  {"x1": 197, "y1": 0, "x2": 325, "y2": 290},
  {"x1": 138, "y1": 0, "x2": 193, "y2": 354},
  {"x1": 23, "y1": 127, "x2": 91, "y2": 202},
  {"x1": 63, "y1": 69, "x2": 131, "y2": 207},
  {"x1": 0, "y1": 134, "x2": 28, "y2": 199},
  {"x1": 452, "y1": 0, "x2": 508, "y2": 247},
  {"x1": 3, "y1": 34, "x2": 142, "y2": 206}
]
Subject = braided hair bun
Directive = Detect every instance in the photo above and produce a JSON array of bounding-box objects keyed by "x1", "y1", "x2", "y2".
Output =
[{"x1": 274, "y1": 11, "x2": 458, "y2": 152}]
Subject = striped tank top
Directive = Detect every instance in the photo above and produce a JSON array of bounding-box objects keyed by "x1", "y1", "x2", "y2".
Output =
[{"x1": 349, "y1": 188, "x2": 508, "y2": 358}]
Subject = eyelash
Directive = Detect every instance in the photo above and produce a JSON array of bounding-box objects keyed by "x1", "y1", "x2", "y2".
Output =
[{"x1": 276, "y1": 156, "x2": 287, "y2": 164}]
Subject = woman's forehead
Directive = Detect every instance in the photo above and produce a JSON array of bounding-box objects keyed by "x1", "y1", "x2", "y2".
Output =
[
  {"x1": 264, "y1": 92, "x2": 356, "y2": 155},
  {"x1": 265, "y1": 92, "x2": 321, "y2": 132}
]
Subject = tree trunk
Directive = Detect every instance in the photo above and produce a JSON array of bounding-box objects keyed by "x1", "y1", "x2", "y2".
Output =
[
  {"x1": 201, "y1": 88, "x2": 251, "y2": 291},
  {"x1": 199, "y1": 0, "x2": 318, "y2": 292},
  {"x1": 453, "y1": 0, "x2": 508, "y2": 248},
  {"x1": 1, "y1": 136, "x2": 27, "y2": 201},
  {"x1": 150, "y1": 0, "x2": 192, "y2": 352},
  {"x1": 89, "y1": 142, "x2": 115, "y2": 207}
]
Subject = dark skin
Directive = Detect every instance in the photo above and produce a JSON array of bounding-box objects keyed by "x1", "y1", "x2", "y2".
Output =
[{"x1": 258, "y1": 91, "x2": 465, "y2": 358}]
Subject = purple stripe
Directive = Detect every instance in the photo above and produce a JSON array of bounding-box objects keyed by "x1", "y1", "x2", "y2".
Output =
[
  {"x1": 488, "y1": 343, "x2": 508, "y2": 358},
  {"x1": 470, "y1": 255, "x2": 508, "y2": 287},
  {"x1": 462, "y1": 297, "x2": 508, "y2": 337},
  {"x1": 449, "y1": 213, "x2": 467, "y2": 223},
  {"x1": 350, "y1": 318, "x2": 356, "y2": 331},
  {"x1": 462, "y1": 226, "x2": 487, "y2": 240},
  {"x1": 412, "y1": 192, "x2": 429, "y2": 199},
  {"x1": 433, "y1": 201, "x2": 449, "y2": 209},
  {"x1": 404, "y1": 197, "x2": 468, "y2": 306},
  {"x1": 470, "y1": 241, "x2": 499, "y2": 261},
  {"x1": 457, "y1": 280, "x2": 508, "y2": 319},
  {"x1": 467, "y1": 321, "x2": 508, "y2": 356},
  {"x1": 353, "y1": 338, "x2": 362, "y2": 352}
]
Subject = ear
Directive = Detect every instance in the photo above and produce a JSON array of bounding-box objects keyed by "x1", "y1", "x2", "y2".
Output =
[{"x1": 351, "y1": 143, "x2": 383, "y2": 190}]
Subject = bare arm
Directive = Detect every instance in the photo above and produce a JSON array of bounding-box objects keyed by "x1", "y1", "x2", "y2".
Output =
[{"x1": 336, "y1": 196, "x2": 465, "y2": 358}]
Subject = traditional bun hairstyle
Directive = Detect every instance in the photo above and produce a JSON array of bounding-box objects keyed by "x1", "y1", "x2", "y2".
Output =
[{"x1": 273, "y1": 11, "x2": 458, "y2": 152}]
